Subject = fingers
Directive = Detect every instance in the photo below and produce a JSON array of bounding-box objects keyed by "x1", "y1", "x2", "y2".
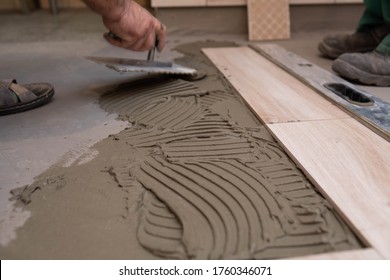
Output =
[
  {"x1": 129, "y1": 21, "x2": 156, "y2": 51},
  {"x1": 129, "y1": 20, "x2": 166, "y2": 52},
  {"x1": 103, "y1": 29, "x2": 143, "y2": 50},
  {"x1": 155, "y1": 21, "x2": 167, "y2": 52},
  {"x1": 134, "y1": 20, "x2": 167, "y2": 52},
  {"x1": 138, "y1": 30, "x2": 157, "y2": 51},
  {"x1": 104, "y1": 23, "x2": 166, "y2": 52},
  {"x1": 103, "y1": 32, "x2": 124, "y2": 48},
  {"x1": 102, "y1": 3, "x2": 167, "y2": 52}
]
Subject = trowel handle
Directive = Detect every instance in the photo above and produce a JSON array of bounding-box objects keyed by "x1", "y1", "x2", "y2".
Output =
[{"x1": 147, "y1": 36, "x2": 159, "y2": 62}]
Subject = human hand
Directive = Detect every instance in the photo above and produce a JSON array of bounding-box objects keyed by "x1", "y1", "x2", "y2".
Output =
[{"x1": 102, "y1": 1, "x2": 166, "y2": 52}]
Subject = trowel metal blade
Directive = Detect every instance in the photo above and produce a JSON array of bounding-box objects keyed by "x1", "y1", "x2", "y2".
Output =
[{"x1": 85, "y1": 56, "x2": 197, "y2": 76}]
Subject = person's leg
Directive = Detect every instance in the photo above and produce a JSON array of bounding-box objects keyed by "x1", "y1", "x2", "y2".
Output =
[
  {"x1": 377, "y1": 34, "x2": 390, "y2": 54},
  {"x1": 375, "y1": 0, "x2": 390, "y2": 55},
  {"x1": 318, "y1": 0, "x2": 390, "y2": 59},
  {"x1": 332, "y1": 0, "x2": 390, "y2": 86},
  {"x1": 357, "y1": 0, "x2": 385, "y2": 31}
]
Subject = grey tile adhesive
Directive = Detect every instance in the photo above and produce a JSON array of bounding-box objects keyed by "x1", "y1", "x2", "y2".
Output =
[{"x1": 3, "y1": 41, "x2": 362, "y2": 260}]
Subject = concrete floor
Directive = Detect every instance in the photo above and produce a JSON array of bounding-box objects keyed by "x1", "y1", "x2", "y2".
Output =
[{"x1": 0, "y1": 6, "x2": 388, "y2": 248}]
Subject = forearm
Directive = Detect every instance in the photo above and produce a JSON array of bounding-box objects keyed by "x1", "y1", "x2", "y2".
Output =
[{"x1": 82, "y1": 0, "x2": 131, "y2": 20}]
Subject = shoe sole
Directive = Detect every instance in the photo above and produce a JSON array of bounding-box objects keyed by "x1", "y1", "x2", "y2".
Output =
[{"x1": 332, "y1": 60, "x2": 390, "y2": 87}]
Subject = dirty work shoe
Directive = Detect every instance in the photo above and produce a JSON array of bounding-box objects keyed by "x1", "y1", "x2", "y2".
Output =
[
  {"x1": 332, "y1": 51, "x2": 390, "y2": 87},
  {"x1": 318, "y1": 25, "x2": 390, "y2": 59}
]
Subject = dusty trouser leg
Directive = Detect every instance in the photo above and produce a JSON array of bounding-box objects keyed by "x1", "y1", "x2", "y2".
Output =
[
  {"x1": 373, "y1": 0, "x2": 390, "y2": 55},
  {"x1": 331, "y1": 0, "x2": 390, "y2": 86},
  {"x1": 356, "y1": 0, "x2": 390, "y2": 55},
  {"x1": 357, "y1": 0, "x2": 386, "y2": 30},
  {"x1": 377, "y1": 33, "x2": 390, "y2": 55},
  {"x1": 318, "y1": 0, "x2": 390, "y2": 59}
]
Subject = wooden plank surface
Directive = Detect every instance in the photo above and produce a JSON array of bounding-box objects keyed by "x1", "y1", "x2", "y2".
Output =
[
  {"x1": 247, "y1": 0, "x2": 290, "y2": 41},
  {"x1": 250, "y1": 44, "x2": 390, "y2": 142},
  {"x1": 268, "y1": 120, "x2": 390, "y2": 228},
  {"x1": 203, "y1": 47, "x2": 349, "y2": 123},
  {"x1": 361, "y1": 227, "x2": 390, "y2": 259},
  {"x1": 203, "y1": 46, "x2": 390, "y2": 259}
]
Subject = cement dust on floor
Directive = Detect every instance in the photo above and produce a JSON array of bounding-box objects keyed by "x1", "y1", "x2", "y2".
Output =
[{"x1": 0, "y1": 7, "x2": 386, "y2": 259}]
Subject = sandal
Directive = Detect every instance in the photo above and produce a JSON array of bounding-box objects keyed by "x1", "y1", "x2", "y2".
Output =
[{"x1": 0, "y1": 79, "x2": 55, "y2": 116}]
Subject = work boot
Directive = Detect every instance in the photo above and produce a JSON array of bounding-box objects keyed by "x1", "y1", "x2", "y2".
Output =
[
  {"x1": 318, "y1": 25, "x2": 390, "y2": 59},
  {"x1": 332, "y1": 51, "x2": 390, "y2": 87}
]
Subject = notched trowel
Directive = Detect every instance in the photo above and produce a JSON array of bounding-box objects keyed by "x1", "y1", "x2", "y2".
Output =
[{"x1": 85, "y1": 32, "x2": 197, "y2": 76}]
